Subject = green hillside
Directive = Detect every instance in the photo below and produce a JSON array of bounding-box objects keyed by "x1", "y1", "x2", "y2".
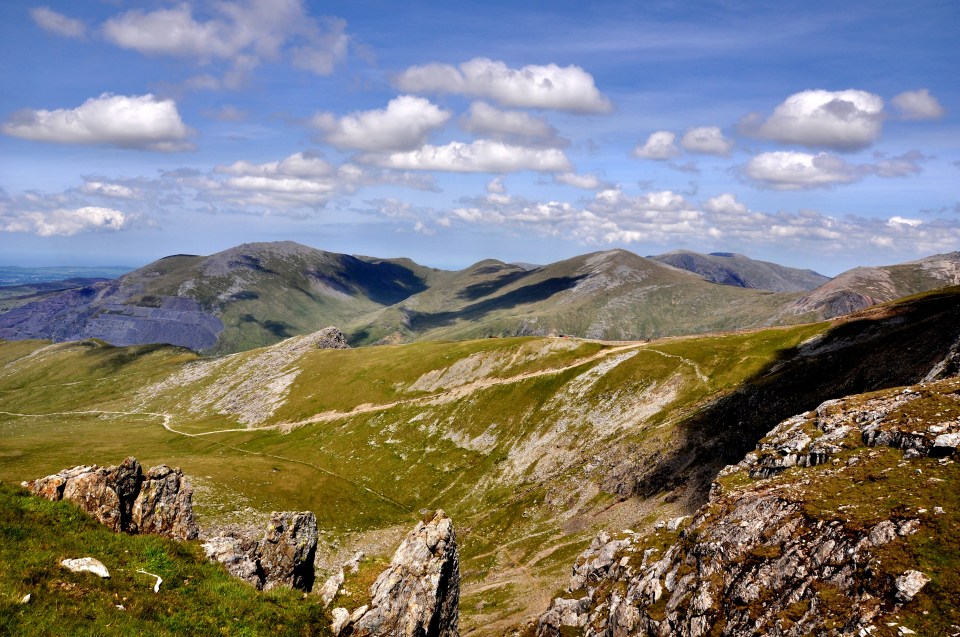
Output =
[
  {"x1": 2, "y1": 288, "x2": 960, "y2": 632},
  {"x1": 0, "y1": 483, "x2": 331, "y2": 636}
]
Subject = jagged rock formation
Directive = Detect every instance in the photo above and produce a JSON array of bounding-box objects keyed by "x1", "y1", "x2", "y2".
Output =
[
  {"x1": 537, "y1": 377, "x2": 960, "y2": 637},
  {"x1": 202, "y1": 511, "x2": 319, "y2": 592},
  {"x1": 22, "y1": 457, "x2": 199, "y2": 540},
  {"x1": 335, "y1": 510, "x2": 459, "y2": 637}
]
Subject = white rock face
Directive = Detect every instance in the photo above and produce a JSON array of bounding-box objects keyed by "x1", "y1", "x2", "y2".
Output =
[{"x1": 61, "y1": 557, "x2": 110, "y2": 578}]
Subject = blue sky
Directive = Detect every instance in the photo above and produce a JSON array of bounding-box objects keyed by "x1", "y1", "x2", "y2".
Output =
[{"x1": 0, "y1": 1, "x2": 957, "y2": 275}]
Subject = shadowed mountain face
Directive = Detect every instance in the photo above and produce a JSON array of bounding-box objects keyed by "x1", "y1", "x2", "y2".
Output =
[
  {"x1": 650, "y1": 250, "x2": 830, "y2": 292},
  {"x1": 0, "y1": 242, "x2": 433, "y2": 354},
  {"x1": 348, "y1": 249, "x2": 806, "y2": 345},
  {"x1": 789, "y1": 251, "x2": 960, "y2": 319}
]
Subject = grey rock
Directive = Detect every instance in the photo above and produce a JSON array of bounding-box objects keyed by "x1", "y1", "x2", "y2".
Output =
[
  {"x1": 201, "y1": 536, "x2": 262, "y2": 588},
  {"x1": 204, "y1": 511, "x2": 319, "y2": 592},
  {"x1": 894, "y1": 570, "x2": 930, "y2": 603},
  {"x1": 23, "y1": 457, "x2": 198, "y2": 541},
  {"x1": 339, "y1": 510, "x2": 459, "y2": 637},
  {"x1": 132, "y1": 464, "x2": 200, "y2": 540},
  {"x1": 259, "y1": 511, "x2": 319, "y2": 592}
]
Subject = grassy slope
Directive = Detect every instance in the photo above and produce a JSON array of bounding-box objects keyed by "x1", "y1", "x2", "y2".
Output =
[
  {"x1": 3, "y1": 289, "x2": 959, "y2": 632},
  {"x1": 0, "y1": 483, "x2": 331, "y2": 636},
  {"x1": 0, "y1": 324, "x2": 829, "y2": 632}
]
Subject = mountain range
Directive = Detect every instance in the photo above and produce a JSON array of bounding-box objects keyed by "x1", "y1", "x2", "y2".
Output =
[{"x1": 1, "y1": 241, "x2": 959, "y2": 353}]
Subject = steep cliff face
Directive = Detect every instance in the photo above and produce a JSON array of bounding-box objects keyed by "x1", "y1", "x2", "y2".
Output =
[
  {"x1": 335, "y1": 510, "x2": 460, "y2": 637},
  {"x1": 537, "y1": 377, "x2": 960, "y2": 636},
  {"x1": 22, "y1": 457, "x2": 199, "y2": 540}
]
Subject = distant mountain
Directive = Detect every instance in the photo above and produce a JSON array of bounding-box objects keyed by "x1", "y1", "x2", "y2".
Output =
[
  {"x1": 789, "y1": 251, "x2": 960, "y2": 318},
  {"x1": 349, "y1": 249, "x2": 802, "y2": 344},
  {"x1": 649, "y1": 250, "x2": 830, "y2": 292},
  {"x1": 4, "y1": 242, "x2": 960, "y2": 353},
  {"x1": 0, "y1": 242, "x2": 435, "y2": 353}
]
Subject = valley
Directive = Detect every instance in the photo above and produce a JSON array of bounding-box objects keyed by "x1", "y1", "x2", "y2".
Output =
[{"x1": 3, "y1": 285, "x2": 960, "y2": 633}]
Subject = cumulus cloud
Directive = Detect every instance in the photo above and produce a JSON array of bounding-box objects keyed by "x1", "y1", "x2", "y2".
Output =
[
  {"x1": 891, "y1": 89, "x2": 945, "y2": 120},
  {"x1": 741, "y1": 89, "x2": 884, "y2": 151},
  {"x1": 1, "y1": 93, "x2": 193, "y2": 152},
  {"x1": 632, "y1": 131, "x2": 680, "y2": 160},
  {"x1": 81, "y1": 181, "x2": 140, "y2": 199},
  {"x1": 199, "y1": 151, "x2": 436, "y2": 211},
  {"x1": 743, "y1": 150, "x2": 926, "y2": 190},
  {"x1": 443, "y1": 184, "x2": 960, "y2": 257},
  {"x1": 486, "y1": 177, "x2": 507, "y2": 194},
  {"x1": 102, "y1": 0, "x2": 348, "y2": 83},
  {"x1": 361, "y1": 140, "x2": 571, "y2": 173},
  {"x1": 312, "y1": 96, "x2": 450, "y2": 152},
  {"x1": 0, "y1": 207, "x2": 128, "y2": 236},
  {"x1": 555, "y1": 172, "x2": 611, "y2": 190},
  {"x1": 460, "y1": 101, "x2": 562, "y2": 145},
  {"x1": 744, "y1": 151, "x2": 859, "y2": 190},
  {"x1": 703, "y1": 193, "x2": 748, "y2": 215},
  {"x1": 680, "y1": 126, "x2": 734, "y2": 156},
  {"x1": 395, "y1": 57, "x2": 611, "y2": 113},
  {"x1": 31, "y1": 7, "x2": 86, "y2": 38}
]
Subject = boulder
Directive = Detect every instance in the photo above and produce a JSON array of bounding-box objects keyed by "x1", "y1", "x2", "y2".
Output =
[
  {"x1": 894, "y1": 570, "x2": 930, "y2": 603},
  {"x1": 204, "y1": 511, "x2": 319, "y2": 592},
  {"x1": 259, "y1": 511, "x2": 319, "y2": 592},
  {"x1": 338, "y1": 510, "x2": 459, "y2": 637},
  {"x1": 61, "y1": 557, "x2": 110, "y2": 578},
  {"x1": 201, "y1": 535, "x2": 262, "y2": 588},
  {"x1": 23, "y1": 457, "x2": 198, "y2": 541},
  {"x1": 132, "y1": 464, "x2": 199, "y2": 540}
]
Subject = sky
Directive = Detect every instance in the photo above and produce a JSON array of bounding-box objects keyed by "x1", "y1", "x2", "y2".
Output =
[{"x1": 0, "y1": 1, "x2": 957, "y2": 275}]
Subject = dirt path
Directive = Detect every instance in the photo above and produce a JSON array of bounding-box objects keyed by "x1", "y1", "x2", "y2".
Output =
[{"x1": 178, "y1": 341, "x2": 648, "y2": 437}]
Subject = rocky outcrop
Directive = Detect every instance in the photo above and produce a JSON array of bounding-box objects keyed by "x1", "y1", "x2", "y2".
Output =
[
  {"x1": 202, "y1": 511, "x2": 319, "y2": 592},
  {"x1": 537, "y1": 377, "x2": 960, "y2": 637},
  {"x1": 335, "y1": 510, "x2": 459, "y2": 637},
  {"x1": 23, "y1": 457, "x2": 199, "y2": 540}
]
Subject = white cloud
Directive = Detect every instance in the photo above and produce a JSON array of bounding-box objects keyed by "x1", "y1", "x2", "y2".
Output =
[
  {"x1": 743, "y1": 150, "x2": 926, "y2": 190},
  {"x1": 891, "y1": 89, "x2": 945, "y2": 120},
  {"x1": 680, "y1": 126, "x2": 733, "y2": 156},
  {"x1": 1, "y1": 207, "x2": 128, "y2": 237},
  {"x1": 200, "y1": 151, "x2": 437, "y2": 211},
  {"x1": 81, "y1": 181, "x2": 139, "y2": 199},
  {"x1": 31, "y1": 7, "x2": 86, "y2": 38},
  {"x1": 1, "y1": 93, "x2": 193, "y2": 152},
  {"x1": 888, "y1": 216, "x2": 922, "y2": 227},
  {"x1": 703, "y1": 193, "x2": 747, "y2": 215},
  {"x1": 443, "y1": 184, "x2": 960, "y2": 257},
  {"x1": 361, "y1": 140, "x2": 571, "y2": 173},
  {"x1": 555, "y1": 172, "x2": 610, "y2": 190},
  {"x1": 460, "y1": 102, "x2": 560, "y2": 143},
  {"x1": 395, "y1": 57, "x2": 611, "y2": 113},
  {"x1": 486, "y1": 177, "x2": 507, "y2": 194},
  {"x1": 102, "y1": 0, "x2": 348, "y2": 82},
  {"x1": 742, "y1": 89, "x2": 884, "y2": 151},
  {"x1": 872, "y1": 151, "x2": 925, "y2": 178},
  {"x1": 312, "y1": 96, "x2": 450, "y2": 152},
  {"x1": 632, "y1": 131, "x2": 680, "y2": 160},
  {"x1": 744, "y1": 151, "x2": 859, "y2": 189}
]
